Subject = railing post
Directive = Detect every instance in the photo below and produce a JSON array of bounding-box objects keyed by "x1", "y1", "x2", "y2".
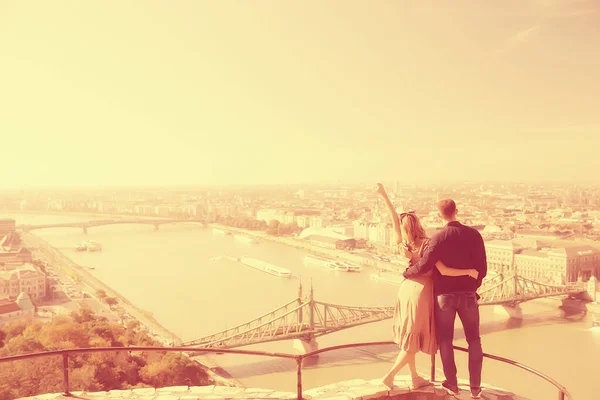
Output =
[
  {"x1": 62, "y1": 353, "x2": 70, "y2": 395},
  {"x1": 296, "y1": 357, "x2": 303, "y2": 400},
  {"x1": 309, "y1": 280, "x2": 314, "y2": 331},
  {"x1": 430, "y1": 353, "x2": 436, "y2": 382}
]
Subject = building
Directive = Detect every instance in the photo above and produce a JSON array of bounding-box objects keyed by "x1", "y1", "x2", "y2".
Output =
[
  {"x1": 369, "y1": 223, "x2": 392, "y2": 246},
  {"x1": 0, "y1": 263, "x2": 47, "y2": 301},
  {"x1": 329, "y1": 224, "x2": 354, "y2": 237},
  {"x1": 353, "y1": 220, "x2": 369, "y2": 241},
  {"x1": 394, "y1": 180, "x2": 400, "y2": 195},
  {"x1": 484, "y1": 239, "x2": 600, "y2": 284},
  {"x1": 296, "y1": 215, "x2": 310, "y2": 228},
  {"x1": 559, "y1": 246, "x2": 600, "y2": 281},
  {"x1": 256, "y1": 209, "x2": 282, "y2": 224},
  {"x1": 0, "y1": 292, "x2": 35, "y2": 326},
  {"x1": 134, "y1": 204, "x2": 157, "y2": 216},
  {"x1": 0, "y1": 231, "x2": 21, "y2": 251},
  {"x1": 298, "y1": 226, "x2": 353, "y2": 249},
  {"x1": 485, "y1": 240, "x2": 522, "y2": 273},
  {"x1": 526, "y1": 194, "x2": 560, "y2": 209},
  {"x1": 97, "y1": 201, "x2": 117, "y2": 213},
  {"x1": 0, "y1": 219, "x2": 16, "y2": 238},
  {"x1": 257, "y1": 209, "x2": 323, "y2": 228},
  {"x1": 353, "y1": 220, "x2": 395, "y2": 247},
  {"x1": 513, "y1": 249, "x2": 566, "y2": 285},
  {"x1": 304, "y1": 235, "x2": 339, "y2": 249},
  {"x1": 0, "y1": 248, "x2": 33, "y2": 265},
  {"x1": 336, "y1": 238, "x2": 357, "y2": 250},
  {"x1": 515, "y1": 230, "x2": 573, "y2": 241},
  {"x1": 309, "y1": 215, "x2": 325, "y2": 228}
]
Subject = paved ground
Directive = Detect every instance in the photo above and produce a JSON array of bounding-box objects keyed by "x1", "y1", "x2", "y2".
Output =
[{"x1": 16, "y1": 377, "x2": 526, "y2": 399}]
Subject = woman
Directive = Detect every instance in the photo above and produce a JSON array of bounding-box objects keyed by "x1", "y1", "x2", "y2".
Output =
[{"x1": 375, "y1": 183, "x2": 478, "y2": 390}]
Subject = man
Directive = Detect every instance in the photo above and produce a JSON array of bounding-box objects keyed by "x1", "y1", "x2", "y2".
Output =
[{"x1": 403, "y1": 199, "x2": 487, "y2": 398}]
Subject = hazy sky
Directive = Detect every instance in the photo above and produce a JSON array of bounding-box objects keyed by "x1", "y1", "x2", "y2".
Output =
[{"x1": 1, "y1": 1, "x2": 599, "y2": 187}]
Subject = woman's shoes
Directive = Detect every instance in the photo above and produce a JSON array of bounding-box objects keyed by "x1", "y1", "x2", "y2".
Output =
[
  {"x1": 410, "y1": 376, "x2": 431, "y2": 390},
  {"x1": 382, "y1": 375, "x2": 395, "y2": 389},
  {"x1": 383, "y1": 375, "x2": 431, "y2": 390}
]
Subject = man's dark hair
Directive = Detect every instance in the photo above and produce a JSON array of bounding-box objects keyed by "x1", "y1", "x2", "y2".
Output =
[{"x1": 438, "y1": 198, "x2": 457, "y2": 220}]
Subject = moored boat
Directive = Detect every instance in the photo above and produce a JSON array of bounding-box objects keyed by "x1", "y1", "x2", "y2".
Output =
[
  {"x1": 74, "y1": 244, "x2": 87, "y2": 251},
  {"x1": 304, "y1": 254, "x2": 331, "y2": 267},
  {"x1": 304, "y1": 255, "x2": 361, "y2": 272}
]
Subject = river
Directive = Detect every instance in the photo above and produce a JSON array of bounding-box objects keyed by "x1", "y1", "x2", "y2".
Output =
[{"x1": 3, "y1": 212, "x2": 597, "y2": 399}]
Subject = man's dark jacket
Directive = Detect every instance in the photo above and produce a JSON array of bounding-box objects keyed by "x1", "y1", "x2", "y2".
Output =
[{"x1": 403, "y1": 221, "x2": 488, "y2": 295}]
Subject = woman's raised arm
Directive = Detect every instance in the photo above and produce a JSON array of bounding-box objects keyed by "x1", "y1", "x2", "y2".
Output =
[{"x1": 375, "y1": 183, "x2": 402, "y2": 245}]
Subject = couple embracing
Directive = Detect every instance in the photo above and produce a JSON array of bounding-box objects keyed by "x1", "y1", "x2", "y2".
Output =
[{"x1": 375, "y1": 183, "x2": 487, "y2": 399}]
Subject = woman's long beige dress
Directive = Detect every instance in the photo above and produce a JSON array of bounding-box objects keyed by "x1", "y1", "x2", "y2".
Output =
[{"x1": 392, "y1": 238, "x2": 437, "y2": 355}]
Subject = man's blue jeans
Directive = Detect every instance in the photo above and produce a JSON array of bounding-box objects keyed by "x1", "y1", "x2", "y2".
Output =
[{"x1": 434, "y1": 291, "x2": 483, "y2": 391}]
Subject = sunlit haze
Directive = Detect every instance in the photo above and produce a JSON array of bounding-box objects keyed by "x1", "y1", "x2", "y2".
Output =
[{"x1": 1, "y1": 0, "x2": 599, "y2": 187}]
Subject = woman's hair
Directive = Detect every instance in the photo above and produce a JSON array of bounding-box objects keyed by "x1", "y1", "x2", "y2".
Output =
[{"x1": 400, "y1": 213, "x2": 427, "y2": 245}]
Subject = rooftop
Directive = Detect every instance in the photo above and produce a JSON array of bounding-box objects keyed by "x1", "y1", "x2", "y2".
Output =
[
  {"x1": 0, "y1": 263, "x2": 40, "y2": 281},
  {"x1": 0, "y1": 300, "x2": 21, "y2": 314}
]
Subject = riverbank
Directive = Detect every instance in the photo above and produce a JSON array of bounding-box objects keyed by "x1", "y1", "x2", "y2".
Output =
[
  {"x1": 20, "y1": 232, "x2": 238, "y2": 387},
  {"x1": 209, "y1": 223, "x2": 402, "y2": 272},
  {"x1": 7, "y1": 209, "x2": 395, "y2": 271}
]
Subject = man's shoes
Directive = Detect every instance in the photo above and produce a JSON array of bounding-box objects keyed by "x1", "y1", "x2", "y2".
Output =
[
  {"x1": 471, "y1": 388, "x2": 483, "y2": 398},
  {"x1": 441, "y1": 381, "x2": 460, "y2": 397}
]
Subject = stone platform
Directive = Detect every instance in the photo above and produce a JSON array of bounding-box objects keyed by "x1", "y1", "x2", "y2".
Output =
[{"x1": 17, "y1": 376, "x2": 527, "y2": 400}]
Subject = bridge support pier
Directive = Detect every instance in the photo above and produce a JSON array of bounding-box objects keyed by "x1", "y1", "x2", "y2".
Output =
[
  {"x1": 82, "y1": 226, "x2": 88, "y2": 235},
  {"x1": 154, "y1": 223, "x2": 159, "y2": 231},
  {"x1": 293, "y1": 338, "x2": 319, "y2": 364},
  {"x1": 494, "y1": 304, "x2": 523, "y2": 319}
]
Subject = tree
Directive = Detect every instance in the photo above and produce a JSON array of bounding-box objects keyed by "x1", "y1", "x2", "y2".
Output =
[
  {"x1": 126, "y1": 320, "x2": 141, "y2": 332},
  {"x1": 104, "y1": 297, "x2": 118, "y2": 306},
  {"x1": 72, "y1": 308, "x2": 96, "y2": 324},
  {"x1": 0, "y1": 311, "x2": 211, "y2": 399},
  {"x1": 140, "y1": 352, "x2": 211, "y2": 387}
]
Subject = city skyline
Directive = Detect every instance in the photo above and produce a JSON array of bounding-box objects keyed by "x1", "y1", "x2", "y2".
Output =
[{"x1": 1, "y1": 1, "x2": 599, "y2": 187}]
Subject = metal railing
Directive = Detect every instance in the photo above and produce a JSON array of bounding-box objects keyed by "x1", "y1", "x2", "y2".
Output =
[{"x1": 0, "y1": 342, "x2": 572, "y2": 400}]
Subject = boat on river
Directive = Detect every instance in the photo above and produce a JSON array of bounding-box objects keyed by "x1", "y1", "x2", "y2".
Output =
[
  {"x1": 304, "y1": 255, "x2": 362, "y2": 272},
  {"x1": 329, "y1": 261, "x2": 362, "y2": 272},
  {"x1": 74, "y1": 241, "x2": 102, "y2": 252},
  {"x1": 240, "y1": 257, "x2": 291, "y2": 278},
  {"x1": 85, "y1": 241, "x2": 102, "y2": 252}
]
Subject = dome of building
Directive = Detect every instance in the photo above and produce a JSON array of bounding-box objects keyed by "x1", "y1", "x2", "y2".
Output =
[{"x1": 16, "y1": 291, "x2": 34, "y2": 310}]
